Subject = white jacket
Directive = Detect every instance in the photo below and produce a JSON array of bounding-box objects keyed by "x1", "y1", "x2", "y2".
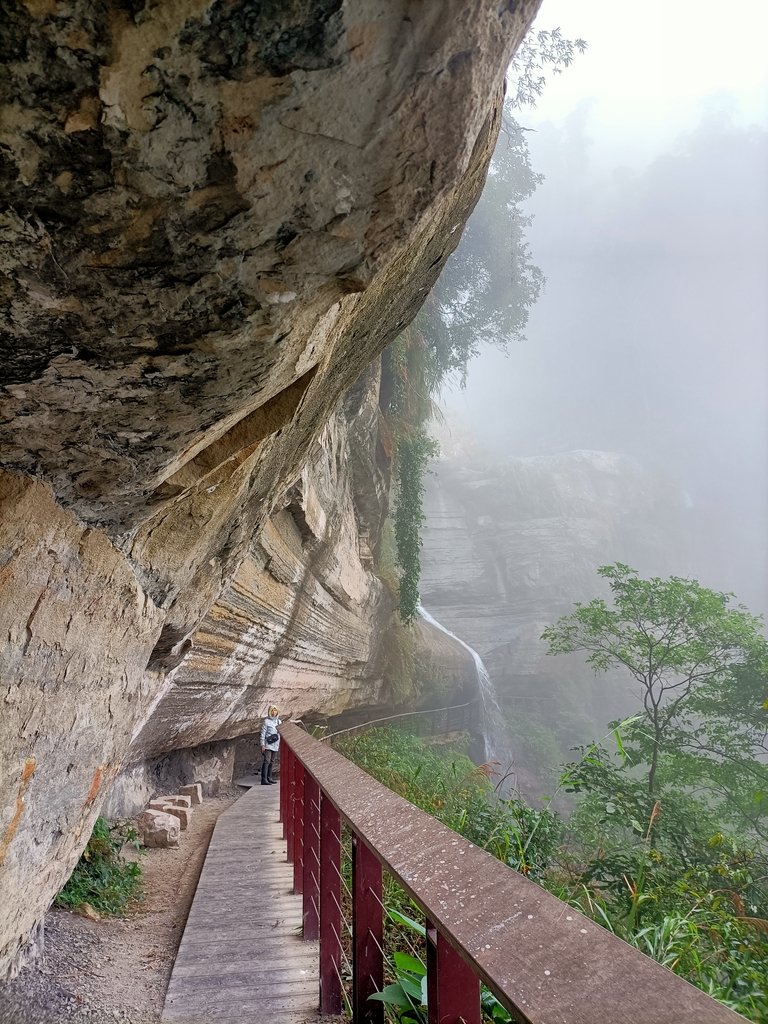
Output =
[{"x1": 260, "y1": 715, "x2": 281, "y2": 751}]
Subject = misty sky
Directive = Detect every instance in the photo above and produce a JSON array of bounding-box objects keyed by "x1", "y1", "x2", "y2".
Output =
[{"x1": 445, "y1": 0, "x2": 768, "y2": 613}]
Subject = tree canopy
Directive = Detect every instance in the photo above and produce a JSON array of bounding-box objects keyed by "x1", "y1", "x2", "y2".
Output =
[{"x1": 543, "y1": 563, "x2": 768, "y2": 824}]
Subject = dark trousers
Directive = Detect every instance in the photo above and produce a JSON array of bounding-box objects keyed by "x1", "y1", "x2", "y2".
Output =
[{"x1": 261, "y1": 748, "x2": 277, "y2": 783}]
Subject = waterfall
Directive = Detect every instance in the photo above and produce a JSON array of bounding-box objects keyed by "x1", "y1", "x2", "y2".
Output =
[{"x1": 417, "y1": 604, "x2": 510, "y2": 770}]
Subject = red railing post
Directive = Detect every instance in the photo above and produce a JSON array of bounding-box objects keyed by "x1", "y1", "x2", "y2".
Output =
[
  {"x1": 292, "y1": 759, "x2": 305, "y2": 894},
  {"x1": 303, "y1": 773, "x2": 320, "y2": 940},
  {"x1": 320, "y1": 794, "x2": 343, "y2": 1015},
  {"x1": 280, "y1": 741, "x2": 289, "y2": 832},
  {"x1": 285, "y1": 744, "x2": 295, "y2": 859},
  {"x1": 352, "y1": 836, "x2": 384, "y2": 1024},
  {"x1": 426, "y1": 921, "x2": 481, "y2": 1024}
]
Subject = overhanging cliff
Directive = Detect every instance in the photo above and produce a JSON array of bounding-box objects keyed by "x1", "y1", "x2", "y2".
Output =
[{"x1": 0, "y1": 0, "x2": 540, "y2": 977}]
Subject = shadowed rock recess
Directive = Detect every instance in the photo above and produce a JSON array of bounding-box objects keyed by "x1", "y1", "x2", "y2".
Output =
[{"x1": 0, "y1": 0, "x2": 540, "y2": 977}]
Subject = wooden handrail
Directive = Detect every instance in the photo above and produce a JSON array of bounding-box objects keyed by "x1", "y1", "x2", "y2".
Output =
[{"x1": 280, "y1": 722, "x2": 744, "y2": 1024}]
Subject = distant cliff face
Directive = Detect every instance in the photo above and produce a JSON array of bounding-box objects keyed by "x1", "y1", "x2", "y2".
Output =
[
  {"x1": 0, "y1": 0, "x2": 540, "y2": 976},
  {"x1": 420, "y1": 449, "x2": 689, "y2": 781}
]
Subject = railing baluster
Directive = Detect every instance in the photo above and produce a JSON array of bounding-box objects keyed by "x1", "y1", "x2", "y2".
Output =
[
  {"x1": 303, "y1": 773, "x2": 320, "y2": 940},
  {"x1": 285, "y1": 743, "x2": 295, "y2": 859},
  {"x1": 292, "y1": 758, "x2": 305, "y2": 894},
  {"x1": 426, "y1": 921, "x2": 481, "y2": 1024},
  {"x1": 320, "y1": 794, "x2": 343, "y2": 1014},
  {"x1": 352, "y1": 836, "x2": 384, "y2": 1024},
  {"x1": 279, "y1": 741, "x2": 288, "y2": 833}
]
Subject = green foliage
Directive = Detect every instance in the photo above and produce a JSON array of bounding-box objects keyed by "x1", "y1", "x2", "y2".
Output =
[
  {"x1": 340, "y1": 717, "x2": 768, "y2": 1022},
  {"x1": 393, "y1": 432, "x2": 439, "y2": 623},
  {"x1": 540, "y1": 565, "x2": 768, "y2": 1016},
  {"x1": 56, "y1": 817, "x2": 142, "y2": 916},
  {"x1": 425, "y1": 114, "x2": 544, "y2": 387},
  {"x1": 369, "y1": 926, "x2": 428, "y2": 1023},
  {"x1": 542, "y1": 563, "x2": 768, "y2": 811},
  {"x1": 558, "y1": 780, "x2": 768, "y2": 1020},
  {"x1": 507, "y1": 28, "x2": 588, "y2": 110},
  {"x1": 380, "y1": 328, "x2": 440, "y2": 624},
  {"x1": 337, "y1": 728, "x2": 561, "y2": 879}
]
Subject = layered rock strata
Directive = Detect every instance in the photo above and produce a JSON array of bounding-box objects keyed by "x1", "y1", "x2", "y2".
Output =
[
  {"x1": 131, "y1": 365, "x2": 396, "y2": 762},
  {"x1": 0, "y1": 0, "x2": 540, "y2": 975}
]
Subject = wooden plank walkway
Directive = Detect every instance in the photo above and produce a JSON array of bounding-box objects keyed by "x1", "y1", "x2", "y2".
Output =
[{"x1": 161, "y1": 784, "x2": 321, "y2": 1024}]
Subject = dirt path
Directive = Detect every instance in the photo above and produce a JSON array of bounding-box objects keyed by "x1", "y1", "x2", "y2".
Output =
[{"x1": 0, "y1": 792, "x2": 239, "y2": 1024}]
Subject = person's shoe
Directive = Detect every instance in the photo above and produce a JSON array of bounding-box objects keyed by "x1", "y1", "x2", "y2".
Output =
[{"x1": 267, "y1": 778, "x2": 277, "y2": 784}]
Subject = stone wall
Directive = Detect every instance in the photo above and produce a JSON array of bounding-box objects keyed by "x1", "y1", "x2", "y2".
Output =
[{"x1": 0, "y1": 0, "x2": 540, "y2": 975}]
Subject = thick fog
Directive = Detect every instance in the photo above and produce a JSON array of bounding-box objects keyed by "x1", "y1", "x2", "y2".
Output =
[{"x1": 445, "y1": 0, "x2": 768, "y2": 616}]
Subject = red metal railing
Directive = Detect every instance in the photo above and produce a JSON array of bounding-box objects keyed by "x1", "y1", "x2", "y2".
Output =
[{"x1": 279, "y1": 723, "x2": 742, "y2": 1024}]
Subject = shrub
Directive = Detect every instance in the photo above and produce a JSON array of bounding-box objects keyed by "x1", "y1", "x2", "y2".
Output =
[{"x1": 56, "y1": 817, "x2": 142, "y2": 916}]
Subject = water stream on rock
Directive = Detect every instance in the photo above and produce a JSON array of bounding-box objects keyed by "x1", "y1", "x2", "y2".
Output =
[{"x1": 417, "y1": 604, "x2": 513, "y2": 774}]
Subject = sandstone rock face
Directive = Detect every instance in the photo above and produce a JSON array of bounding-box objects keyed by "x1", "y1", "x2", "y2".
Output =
[
  {"x1": 1, "y1": 0, "x2": 536, "y2": 533},
  {"x1": 420, "y1": 449, "x2": 689, "y2": 782},
  {"x1": 130, "y1": 366, "x2": 396, "y2": 760},
  {"x1": 0, "y1": 0, "x2": 540, "y2": 976},
  {"x1": 100, "y1": 739, "x2": 236, "y2": 820},
  {"x1": 0, "y1": 473, "x2": 164, "y2": 971}
]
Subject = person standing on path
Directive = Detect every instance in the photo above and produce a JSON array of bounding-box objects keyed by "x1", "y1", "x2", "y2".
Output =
[{"x1": 260, "y1": 705, "x2": 281, "y2": 785}]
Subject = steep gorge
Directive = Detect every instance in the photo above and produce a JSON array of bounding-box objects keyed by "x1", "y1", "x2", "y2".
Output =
[{"x1": 0, "y1": 0, "x2": 540, "y2": 976}]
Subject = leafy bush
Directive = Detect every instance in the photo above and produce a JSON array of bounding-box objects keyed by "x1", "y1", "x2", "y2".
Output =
[
  {"x1": 555, "y1": 743, "x2": 768, "y2": 1020},
  {"x1": 56, "y1": 817, "x2": 142, "y2": 915}
]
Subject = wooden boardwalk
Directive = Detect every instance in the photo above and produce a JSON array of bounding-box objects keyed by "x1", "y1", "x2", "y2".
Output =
[{"x1": 161, "y1": 784, "x2": 321, "y2": 1024}]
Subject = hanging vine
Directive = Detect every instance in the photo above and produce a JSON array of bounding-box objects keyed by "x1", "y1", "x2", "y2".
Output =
[{"x1": 393, "y1": 431, "x2": 439, "y2": 623}]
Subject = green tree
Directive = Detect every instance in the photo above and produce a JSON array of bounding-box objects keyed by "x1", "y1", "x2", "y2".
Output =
[
  {"x1": 669, "y1": 658, "x2": 768, "y2": 837},
  {"x1": 424, "y1": 114, "x2": 544, "y2": 386},
  {"x1": 420, "y1": 29, "x2": 587, "y2": 387},
  {"x1": 508, "y1": 27, "x2": 588, "y2": 111},
  {"x1": 542, "y1": 563, "x2": 768, "y2": 806}
]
